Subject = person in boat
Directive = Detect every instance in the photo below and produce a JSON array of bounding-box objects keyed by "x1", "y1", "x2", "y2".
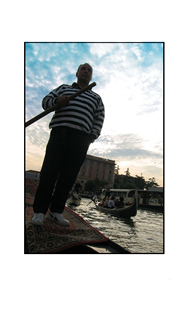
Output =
[
  {"x1": 31, "y1": 63, "x2": 105, "y2": 226},
  {"x1": 105, "y1": 183, "x2": 111, "y2": 198},
  {"x1": 115, "y1": 196, "x2": 124, "y2": 208},
  {"x1": 99, "y1": 197, "x2": 107, "y2": 206},
  {"x1": 102, "y1": 197, "x2": 109, "y2": 207},
  {"x1": 108, "y1": 196, "x2": 116, "y2": 209},
  {"x1": 74, "y1": 181, "x2": 82, "y2": 194},
  {"x1": 114, "y1": 197, "x2": 119, "y2": 206}
]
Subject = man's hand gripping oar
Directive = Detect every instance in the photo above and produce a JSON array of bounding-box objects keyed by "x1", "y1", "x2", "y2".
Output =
[{"x1": 25, "y1": 82, "x2": 96, "y2": 128}]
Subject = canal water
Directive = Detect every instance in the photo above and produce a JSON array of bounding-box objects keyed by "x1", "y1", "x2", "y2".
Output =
[{"x1": 68, "y1": 198, "x2": 164, "y2": 253}]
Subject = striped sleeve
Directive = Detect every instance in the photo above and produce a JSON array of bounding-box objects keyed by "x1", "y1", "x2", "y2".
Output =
[
  {"x1": 42, "y1": 83, "x2": 105, "y2": 140},
  {"x1": 91, "y1": 97, "x2": 105, "y2": 139},
  {"x1": 42, "y1": 84, "x2": 67, "y2": 110}
]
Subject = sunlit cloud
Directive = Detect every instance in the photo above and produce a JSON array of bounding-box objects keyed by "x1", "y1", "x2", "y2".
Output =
[{"x1": 25, "y1": 42, "x2": 163, "y2": 186}]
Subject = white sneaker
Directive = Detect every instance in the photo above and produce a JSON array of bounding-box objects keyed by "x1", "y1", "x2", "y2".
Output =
[
  {"x1": 31, "y1": 213, "x2": 44, "y2": 226},
  {"x1": 47, "y1": 212, "x2": 70, "y2": 227}
]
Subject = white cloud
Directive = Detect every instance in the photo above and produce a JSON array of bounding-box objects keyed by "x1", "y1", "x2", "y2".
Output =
[
  {"x1": 88, "y1": 133, "x2": 163, "y2": 186},
  {"x1": 25, "y1": 43, "x2": 163, "y2": 186},
  {"x1": 131, "y1": 44, "x2": 144, "y2": 61},
  {"x1": 89, "y1": 43, "x2": 118, "y2": 59}
]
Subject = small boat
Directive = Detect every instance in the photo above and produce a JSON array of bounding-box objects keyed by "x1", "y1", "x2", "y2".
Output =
[
  {"x1": 138, "y1": 187, "x2": 163, "y2": 210},
  {"x1": 95, "y1": 198, "x2": 137, "y2": 218},
  {"x1": 66, "y1": 192, "x2": 81, "y2": 206},
  {"x1": 100, "y1": 187, "x2": 163, "y2": 211}
]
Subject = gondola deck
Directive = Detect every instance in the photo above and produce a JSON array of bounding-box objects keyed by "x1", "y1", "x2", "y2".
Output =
[{"x1": 25, "y1": 178, "x2": 130, "y2": 253}]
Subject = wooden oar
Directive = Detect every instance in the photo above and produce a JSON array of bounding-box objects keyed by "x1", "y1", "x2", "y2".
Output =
[
  {"x1": 87, "y1": 194, "x2": 97, "y2": 206},
  {"x1": 25, "y1": 82, "x2": 96, "y2": 128}
]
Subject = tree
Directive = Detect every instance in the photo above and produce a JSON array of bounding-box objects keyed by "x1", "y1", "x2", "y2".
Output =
[
  {"x1": 84, "y1": 179, "x2": 106, "y2": 194},
  {"x1": 145, "y1": 177, "x2": 159, "y2": 189},
  {"x1": 135, "y1": 174, "x2": 146, "y2": 189},
  {"x1": 84, "y1": 180, "x2": 95, "y2": 192},
  {"x1": 114, "y1": 164, "x2": 120, "y2": 175},
  {"x1": 125, "y1": 168, "x2": 130, "y2": 177},
  {"x1": 120, "y1": 180, "x2": 136, "y2": 189}
]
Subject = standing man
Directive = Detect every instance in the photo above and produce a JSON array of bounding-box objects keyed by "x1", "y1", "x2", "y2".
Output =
[
  {"x1": 31, "y1": 63, "x2": 105, "y2": 226},
  {"x1": 74, "y1": 181, "x2": 82, "y2": 194},
  {"x1": 105, "y1": 183, "x2": 111, "y2": 198}
]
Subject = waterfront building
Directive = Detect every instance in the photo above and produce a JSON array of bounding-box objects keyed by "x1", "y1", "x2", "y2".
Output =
[
  {"x1": 25, "y1": 155, "x2": 115, "y2": 190},
  {"x1": 77, "y1": 154, "x2": 115, "y2": 189}
]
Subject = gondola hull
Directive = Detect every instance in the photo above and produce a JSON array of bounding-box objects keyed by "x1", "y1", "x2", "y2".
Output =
[
  {"x1": 96, "y1": 198, "x2": 137, "y2": 218},
  {"x1": 66, "y1": 193, "x2": 81, "y2": 206},
  {"x1": 57, "y1": 239, "x2": 131, "y2": 253}
]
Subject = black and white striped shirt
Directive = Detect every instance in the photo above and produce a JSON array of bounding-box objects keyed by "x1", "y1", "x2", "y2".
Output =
[{"x1": 42, "y1": 82, "x2": 105, "y2": 140}]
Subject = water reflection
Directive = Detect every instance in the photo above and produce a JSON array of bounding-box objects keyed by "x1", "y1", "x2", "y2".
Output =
[{"x1": 67, "y1": 198, "x2": 163, "y2": 253}]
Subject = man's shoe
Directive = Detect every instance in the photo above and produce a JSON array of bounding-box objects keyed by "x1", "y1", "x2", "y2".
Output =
[
  {"x1": 47, "y1": 212, "x2": 70, "y2": 227},
  {"x1": 31, "y1": 213, "x2": 44, "y2": 226}
]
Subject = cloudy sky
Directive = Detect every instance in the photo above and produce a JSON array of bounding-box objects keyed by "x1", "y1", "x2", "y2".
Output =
[{"x1": 25, "y1": 42, "x2": 163, "y2": 186}]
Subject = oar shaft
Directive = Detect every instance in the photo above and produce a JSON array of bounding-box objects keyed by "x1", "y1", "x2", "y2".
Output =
[{"x1": 25, "y1": 82, "x2": 96, "y2": 128}]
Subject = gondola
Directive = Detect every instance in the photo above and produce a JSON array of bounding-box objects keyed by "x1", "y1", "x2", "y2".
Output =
[
  {"x1": 66, "y1": 192, "x2": 81, "y2": 206},
  {"x1": 95, "y1": 198, "x2": 137, "y2": 218}
]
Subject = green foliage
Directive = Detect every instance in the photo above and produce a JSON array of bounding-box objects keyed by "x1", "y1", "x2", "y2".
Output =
[
  {"x1": 114, "y1": 170, "x2": 159, "y2": 190},
  {"x1": 84, "y1": 171, "x2": 160, "y2": 192},
  {"x1": 114, "y1": 164, "x2": 120, "y2": 175},
  {"x1": 145, "y1": 177, "x2": 159, "y2": 190},
  {"x1": 84, "y1": 178, "x2": 106, "y2": 194},
  {"x1": 84, "y1": 180, "x2": 95, "y2": 192},
  {"x1": 134, "y1": 175, "x2": 146, "y2": 189},
  {"x1": 125, "y1": 168, "x2": 130, "y2": 177}
]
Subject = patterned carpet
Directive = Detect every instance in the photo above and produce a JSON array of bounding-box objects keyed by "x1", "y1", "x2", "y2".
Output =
[{"x1": 25, "y1": 179, "x2": 108, "y2": 253}]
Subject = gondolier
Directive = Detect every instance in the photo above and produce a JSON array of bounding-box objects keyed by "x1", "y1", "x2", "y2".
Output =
[{"x1": 31, "y1": 63, "x2": 105, "y2": 226}]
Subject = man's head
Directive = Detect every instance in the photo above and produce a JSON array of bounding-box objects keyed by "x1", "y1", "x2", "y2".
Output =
[{"x1": 76, "y1": 63, "x2": 93, "y2": 84}]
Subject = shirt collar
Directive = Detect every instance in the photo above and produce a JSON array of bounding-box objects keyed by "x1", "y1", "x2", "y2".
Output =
[{"x1": 72, "y1": 82, "x2": 81, "y2": 89}]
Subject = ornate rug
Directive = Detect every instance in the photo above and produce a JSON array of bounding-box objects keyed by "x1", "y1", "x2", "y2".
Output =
[{"x1": 25, "y1": 179, "x2": 108, "y2": 253}]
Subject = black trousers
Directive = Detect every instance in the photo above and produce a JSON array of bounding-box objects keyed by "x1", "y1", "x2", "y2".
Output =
[{"x1": 33, "y1": 127, "x2": 90, "y2": 214}]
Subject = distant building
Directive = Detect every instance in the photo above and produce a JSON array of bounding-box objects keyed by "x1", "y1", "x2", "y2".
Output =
[
  {"x1": 76, "y1": 154, "x2": 115, "y2": 189},
  {"x1": 25, "y1": 155, "x2": 116, "y2": 190}
]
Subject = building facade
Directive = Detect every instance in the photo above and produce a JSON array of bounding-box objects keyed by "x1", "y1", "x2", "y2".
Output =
[
  {"x1": 76, "y1": 154, "x2": 115, "y2": 189},
  {"x1": 26, "y1": 155, "x2": 115, "y2": 190}
]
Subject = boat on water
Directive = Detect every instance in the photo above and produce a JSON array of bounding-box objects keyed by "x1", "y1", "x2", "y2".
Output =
[
  {"x1": 95, "y1": 197, "x2": 137, "y2": 218},
  {"x1": 79, "y1": 190, "x2": 93, "y2": 199},
  {"x1": 137, "y1": 187, "x2": 163, "y2": 210},
  {"x1": 100, "y1": 187, "x2": 163, "y2": 211},
  {"x1": 66, "y1": 192, "x2": 81, "y2": 206}
]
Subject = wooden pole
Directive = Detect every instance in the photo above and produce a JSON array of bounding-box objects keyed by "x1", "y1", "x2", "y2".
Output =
[{"x1": 25, "y1": 82, "x2": 96, "y2": 128}]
